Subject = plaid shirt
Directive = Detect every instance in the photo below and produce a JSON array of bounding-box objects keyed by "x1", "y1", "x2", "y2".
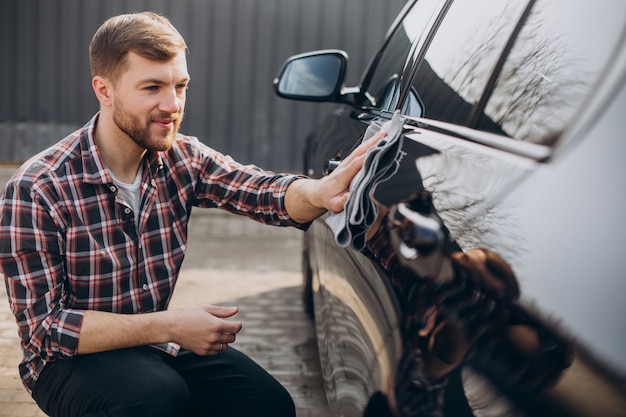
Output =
[{"x1": 0, "y1": 114, "x2": 307, "y2": 392}]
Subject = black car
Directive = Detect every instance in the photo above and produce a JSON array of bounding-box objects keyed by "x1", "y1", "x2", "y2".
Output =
[{"x1": 274, "y1": 0, "x2": 626, "y2": 416}]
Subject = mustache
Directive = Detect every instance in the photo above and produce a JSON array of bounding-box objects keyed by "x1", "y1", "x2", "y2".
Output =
[{"x1": 151, "y1": 112, "x2": 182, "y2": 122}]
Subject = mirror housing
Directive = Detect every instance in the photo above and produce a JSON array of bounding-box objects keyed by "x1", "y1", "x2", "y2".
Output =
[{"x1": 273, "y1": 50, "x2": 348, "y2": 102}]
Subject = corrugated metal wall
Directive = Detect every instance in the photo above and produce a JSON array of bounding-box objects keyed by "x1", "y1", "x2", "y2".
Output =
[{"x1": 0, "y1": 0, "x2": 407, "y2": 172}]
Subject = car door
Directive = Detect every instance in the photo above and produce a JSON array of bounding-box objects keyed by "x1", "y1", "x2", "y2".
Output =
[
  {"x1": 304, "y1": 1, "x2": 450, "y2": 415},
  {"x1": 388, "y1": 0, "x2": 626, "y2": 415}
]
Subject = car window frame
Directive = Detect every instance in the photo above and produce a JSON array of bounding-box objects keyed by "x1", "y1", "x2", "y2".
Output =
[{"x1": 356, "y1": 0, "x2": 450, "y2": 113}]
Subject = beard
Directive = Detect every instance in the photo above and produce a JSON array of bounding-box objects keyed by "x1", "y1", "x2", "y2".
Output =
[{"x1": 112, "y1": 101, "x2": 183, "y2": 152}]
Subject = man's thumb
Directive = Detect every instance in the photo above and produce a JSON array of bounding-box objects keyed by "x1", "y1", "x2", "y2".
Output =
[{"x1": 205, "y1": 305, "x2": 238, "y2": 318}]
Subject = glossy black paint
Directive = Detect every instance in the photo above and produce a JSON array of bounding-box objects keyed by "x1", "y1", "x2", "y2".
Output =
[{"x1": 275, "y1": 0, "x2": 626, "y2": 416}]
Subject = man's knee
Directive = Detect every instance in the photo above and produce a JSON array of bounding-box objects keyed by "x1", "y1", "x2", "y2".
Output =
[
  {"x1": 67, "y1": 376, "x2": 191, "y2": 417},
  {"x1": 94, "y1": 351, "x2": 192, "y2": 417},
  {"x1": 33, "y1": 348, "x2": 192, "y2": 417},
  {"x1": 113, "y1": 375, "x2": 192, "y2": 417}
]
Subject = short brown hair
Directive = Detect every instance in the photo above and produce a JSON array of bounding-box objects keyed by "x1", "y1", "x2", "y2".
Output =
[{"x1": 89, "y1": 12, "x2": 187, "y2": 82}]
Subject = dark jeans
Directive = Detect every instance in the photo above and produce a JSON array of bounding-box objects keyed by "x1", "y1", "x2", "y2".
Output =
[{"x1": 32, "y1": 346, "x2": 295, "y2": 417}]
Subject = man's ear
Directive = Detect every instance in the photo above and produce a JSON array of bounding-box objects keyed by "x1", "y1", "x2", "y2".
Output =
[{"x1": 92, "y1": 75, "x2": 113, "y2": 107}]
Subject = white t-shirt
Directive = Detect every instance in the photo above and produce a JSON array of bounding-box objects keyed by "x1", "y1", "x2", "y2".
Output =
[{"x1": 109, "y1": 165, "x2": 143, "y2": 226}]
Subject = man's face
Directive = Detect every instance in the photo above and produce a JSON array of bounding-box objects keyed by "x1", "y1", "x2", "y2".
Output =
[{"x1": 111, "y1": 51, "x2": 189, "y2": 151}]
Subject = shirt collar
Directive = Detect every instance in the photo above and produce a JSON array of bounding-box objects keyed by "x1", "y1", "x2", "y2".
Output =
[{"x1": 79, "y1": 113, "x2": 164, "y2": 185}]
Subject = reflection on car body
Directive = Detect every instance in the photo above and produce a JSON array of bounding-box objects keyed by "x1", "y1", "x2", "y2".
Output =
[{"x1": 274, "y1": 0, "x2": 626, "y2": 416}]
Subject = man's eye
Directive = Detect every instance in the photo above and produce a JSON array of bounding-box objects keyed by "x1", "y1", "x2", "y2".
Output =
[{"x1": 145, "y1": 86, "x2": 159, "y2": 91}]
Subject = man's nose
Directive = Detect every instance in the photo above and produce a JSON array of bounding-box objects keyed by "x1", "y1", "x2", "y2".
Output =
[{"x1": 160, "y1": 88, "x2": 182, "y2": 113}]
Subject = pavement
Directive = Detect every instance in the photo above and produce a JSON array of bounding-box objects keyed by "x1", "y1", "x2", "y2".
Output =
[{"x1": 0, "y1": 165, "x2": 332, "y2": 417}]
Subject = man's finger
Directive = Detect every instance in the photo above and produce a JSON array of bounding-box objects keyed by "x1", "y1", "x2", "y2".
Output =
[
  {"x1": 204, "y1": 305, "x2": 239, "y2": 318},
  {"x1": 342, "y1": 130, "x2": 387, "y2": 164}
]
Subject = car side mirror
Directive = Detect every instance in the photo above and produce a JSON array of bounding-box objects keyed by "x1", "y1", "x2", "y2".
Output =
[{"x1": 273, "y1": 50, "x2": 348, "y2": 102}]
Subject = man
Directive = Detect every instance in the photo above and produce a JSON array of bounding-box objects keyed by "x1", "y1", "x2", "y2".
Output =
[{"x1": 0, "y1": 12, "x2": 386, "y2": 417}]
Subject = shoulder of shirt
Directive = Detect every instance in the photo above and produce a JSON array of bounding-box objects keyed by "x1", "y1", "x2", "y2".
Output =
[
  {"x1": 171, "y1": 133, "x2": 206, "y2": 153},
  {"x1": 164, "y1": 133, "x2": 222, "y2": 163},
  {"x1": 6, "y1": 126, "x2": 84, "y2": 191}
]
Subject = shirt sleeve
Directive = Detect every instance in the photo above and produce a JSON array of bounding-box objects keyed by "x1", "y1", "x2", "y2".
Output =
[
  {"x1": 0, "y1": 181, "x2": 84, "y2": 362},
  {"x1": 187, "y1": 139, "x2": 310, "y2": 229}
]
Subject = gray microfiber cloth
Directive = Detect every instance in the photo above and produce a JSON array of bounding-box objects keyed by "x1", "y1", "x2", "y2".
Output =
[{"x1": 326, "y1": 110, "x2": 405, "y2": 250}]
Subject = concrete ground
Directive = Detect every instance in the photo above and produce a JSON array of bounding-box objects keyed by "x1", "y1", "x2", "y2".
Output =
[{"x1": 0, "y1": 166, "x2": 332, "y2": 417}]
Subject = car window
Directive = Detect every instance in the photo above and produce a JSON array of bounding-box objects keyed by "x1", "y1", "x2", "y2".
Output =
[
  {"x1": 362, "y1": 0, "x2": 442, "y2": 110},
  {"x1": 407, "y1": 0, "x2": 529, "y2": 128},
  {"x1": 480, "y1": 0, "x2": 626, "y2": 145},
  {"x1": 409, "y1": 0, "x2": 626, "y2": 147}
]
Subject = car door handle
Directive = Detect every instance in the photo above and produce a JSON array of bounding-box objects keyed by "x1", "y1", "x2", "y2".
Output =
[
  {"x1": 389, "y1": 191, "x2": 446, "y2": 254},
  {"x1": 323, "y1": 158, "x2": 341, "y2": 176},
  {"x1": 388, "y1": 191, "x2": 455, "y2": 283}
]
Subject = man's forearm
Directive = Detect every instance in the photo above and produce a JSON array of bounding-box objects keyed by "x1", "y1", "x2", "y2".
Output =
[
  {"x1": 77, "y1": 310, "x2": 173, "y2": 354},
  {"x1": 77, "y1": 304, "x2": 242, "y2": 356}
]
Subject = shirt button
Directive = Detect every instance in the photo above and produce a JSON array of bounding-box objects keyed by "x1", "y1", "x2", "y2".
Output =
[
  {"x1": 124, "y1": 207, "x2": 132, "y2": 215},
  {"x1": 109, "y1": 185, "x2": 117, "y2": 193},
  {"x1": 142, "y1": 284, "x2": 149, "y2": 291}
]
